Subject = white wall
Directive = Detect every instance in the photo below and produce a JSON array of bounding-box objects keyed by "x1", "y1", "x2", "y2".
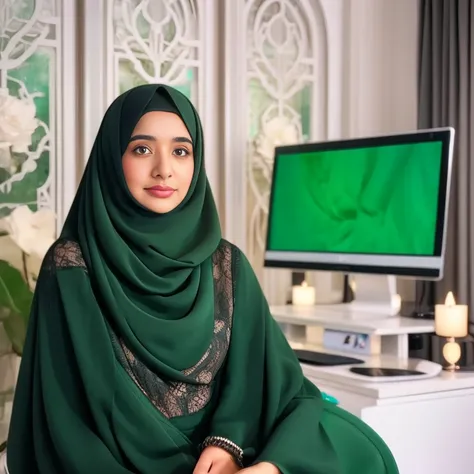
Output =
[
  {"x1": 345, "y1": 0, "x2": 419, "y2": 138},
  {"x1": 343, "y1": 0, "x2": 420, "y2": 302}
]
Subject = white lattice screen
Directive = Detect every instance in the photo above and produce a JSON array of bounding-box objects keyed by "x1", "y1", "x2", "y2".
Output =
[
  {"x1": 0, "y1": 0, "x2": 77, "y2": 230},
  {"x1": 79, "y1": 0, "x2": 345, "y2": 304}
]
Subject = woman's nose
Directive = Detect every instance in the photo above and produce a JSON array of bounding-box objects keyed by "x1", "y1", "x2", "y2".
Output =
[{"x1": 151, "y1": 154, "x2": 172, "y2": 179}]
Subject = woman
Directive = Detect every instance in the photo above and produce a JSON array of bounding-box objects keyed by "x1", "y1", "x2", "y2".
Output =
[{"x1": 6, "y1": 84, "x2": 347, "y2": 473}]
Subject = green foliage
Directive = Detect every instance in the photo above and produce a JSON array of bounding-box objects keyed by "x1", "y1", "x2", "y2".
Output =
[{"x1": 0, "y1": 260, "x2": 33, "y2": 355}]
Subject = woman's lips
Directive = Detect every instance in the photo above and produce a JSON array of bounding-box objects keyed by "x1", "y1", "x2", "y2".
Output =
[{"x1": 144, "y1": 185, "x2": 176, "y2": 199}]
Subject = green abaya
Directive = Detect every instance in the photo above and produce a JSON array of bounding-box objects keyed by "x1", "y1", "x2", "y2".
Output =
[{"x1": 6, "y1": 85, "x2": 393, "y2": 473}]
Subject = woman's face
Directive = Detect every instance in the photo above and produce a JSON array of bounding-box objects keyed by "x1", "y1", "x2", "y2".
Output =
[{"x1": 122, "y1": 111, "x2": 194, "y2": 214}]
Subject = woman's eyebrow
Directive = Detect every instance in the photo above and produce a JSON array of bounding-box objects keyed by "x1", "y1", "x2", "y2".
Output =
[
  {"x1": 129, "y1": 134, "x2": 155, "y2": 142},
  {"x1": 128, "y1": 135, "x2": 193, "y2": 146},
  {"x1": 173, "y1": 136, "x2": 193, "y2": 145}
]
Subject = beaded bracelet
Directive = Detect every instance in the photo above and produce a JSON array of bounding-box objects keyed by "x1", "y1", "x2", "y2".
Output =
[{"x1": 201, "y1": 436, "x2": 244, "y2": 467}]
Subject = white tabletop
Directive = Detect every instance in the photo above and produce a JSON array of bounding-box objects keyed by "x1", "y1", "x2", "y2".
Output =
[
  {"x1": 287, "y1": 339, "x2": 474, "y2": 399},
  {"x1": 303, "y1": 361, "x2": 474, "y2": 399},
  {"x1": 271, "y1": 304, "x2": 435, "y2": 335}
]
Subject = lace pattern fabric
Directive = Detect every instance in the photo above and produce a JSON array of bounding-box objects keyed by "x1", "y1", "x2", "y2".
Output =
[
  {"x1": 46, "y1": 238, "x2": 236, "y2": 419},
  {"x1": 112, "y1": 240, "x2": 235, "y2": 418},
  {"x1": 43, "y1": 239, "x2": 87, "y2": 272}
]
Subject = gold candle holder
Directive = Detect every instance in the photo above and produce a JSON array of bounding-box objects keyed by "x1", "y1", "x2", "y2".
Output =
[{"x1": 435, "y1": 292, "x2": 468, "y2": 372}]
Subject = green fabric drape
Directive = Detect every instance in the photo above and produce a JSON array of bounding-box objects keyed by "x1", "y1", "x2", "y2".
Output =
[
  {"x1": 7, "y1": 240, "x2": 344, "y2": 473},
  {"x1": 6, "y1": 84, "x2": 395, "y2": 473},
  {"x1": 63, "y1": 84, "x2": 222, "y2": 373}
]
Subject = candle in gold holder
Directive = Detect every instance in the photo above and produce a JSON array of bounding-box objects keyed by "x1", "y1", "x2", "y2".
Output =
[{"x1": 435, "y1": 291, "x2": 468, "y2": 371}]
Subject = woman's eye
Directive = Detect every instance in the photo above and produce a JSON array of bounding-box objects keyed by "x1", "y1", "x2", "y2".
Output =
[
  {"x1": 173, "y1": 148, "x2": 190, "y2": 157},
  {"x1": 133, "y1": 145, "x2": 151, "y2": 155}
]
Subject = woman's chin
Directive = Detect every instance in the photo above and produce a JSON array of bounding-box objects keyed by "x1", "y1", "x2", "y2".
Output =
[{"x1": 140, "y1": 197, "x2": 180, "y2": 214}]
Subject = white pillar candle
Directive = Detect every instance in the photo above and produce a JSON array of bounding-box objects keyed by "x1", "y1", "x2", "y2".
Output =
[
  {"x1": 292, "y1": 280, "x2": 316, "y2": 306},
  {"x1": 435, "y1": 291, "x2": 468, "y2": 338}
]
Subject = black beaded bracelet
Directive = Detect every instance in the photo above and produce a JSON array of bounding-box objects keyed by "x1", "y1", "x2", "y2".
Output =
[{"x1": 201, "y1": 436, "x2": 244, "y2": 467}]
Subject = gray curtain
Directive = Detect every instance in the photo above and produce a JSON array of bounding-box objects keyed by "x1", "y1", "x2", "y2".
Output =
[{"x1": 418, "y1": 0, "x2": 474, "y2": 334}]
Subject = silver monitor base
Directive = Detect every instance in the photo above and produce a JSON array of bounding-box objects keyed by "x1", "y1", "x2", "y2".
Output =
[{"x1": 344, "y1": 274, "x2": 401, "y2": 318}]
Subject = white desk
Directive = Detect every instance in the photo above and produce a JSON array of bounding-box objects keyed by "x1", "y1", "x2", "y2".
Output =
[
  {"x1": 270, "y1": 305, "x2": 474, "y2": 474},
  {"x1": 302, "y1": 361, "x2": 474, "y2": 474}
]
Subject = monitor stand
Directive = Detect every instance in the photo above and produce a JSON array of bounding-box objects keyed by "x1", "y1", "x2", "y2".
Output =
[{"x1": 334, "y1": 274, "x2": 401, "y2": 319}]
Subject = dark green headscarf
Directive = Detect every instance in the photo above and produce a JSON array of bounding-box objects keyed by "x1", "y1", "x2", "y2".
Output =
[{"x1": 63, "y1": 84, "x2": 221, "y2": 372}]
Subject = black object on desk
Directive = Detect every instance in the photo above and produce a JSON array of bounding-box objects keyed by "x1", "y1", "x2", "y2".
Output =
[
  {"x1": 294, "y1": 349, "x2": 364, "y2": 366},
  {"x1": 349, "y1": 367, "x2": 426, "y2": 377}
]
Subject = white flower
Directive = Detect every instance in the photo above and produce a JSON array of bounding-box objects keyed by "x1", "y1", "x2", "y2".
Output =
[
  {"x1": 255, "y1": 116, "x2": 300, "y2": 165},
  {"x1": 0, "y1": 206, "x2": 56, "y2": 283},
  {"x1": 0, "y1": 205, "x2": 56, "y2": 256},
  {"x1": 0, "y1": 88, "x2": 39, "y2": 154}
]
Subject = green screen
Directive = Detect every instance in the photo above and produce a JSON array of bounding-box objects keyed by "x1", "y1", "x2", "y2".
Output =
[{"x1": 268, "y1": 141, "x2": 443, "y2": 255}]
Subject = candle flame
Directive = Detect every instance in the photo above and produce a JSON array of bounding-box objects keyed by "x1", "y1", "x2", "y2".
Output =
[
  {"x1": 445, "y1": 291, "x2": 456, "y2": 306},
  {"x1": 301, "y1": 280, "x2": 307, "y2": 287}
]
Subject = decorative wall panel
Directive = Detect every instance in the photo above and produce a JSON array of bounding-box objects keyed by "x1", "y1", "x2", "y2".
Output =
[
  {"x1": 83, "y1": 0, "x2": 218, "y2": 193},
  {"x1": 0, "y1": 0, "x2": 77, "y2": 226},
  {"x1": 225, "y1": 0, "x2": 329, "y2": 303},
  {"x1": 0, "y1": 0, "x2": 57, "y2": 217},
  {"x1": 113, "y1": 0, "x2": 199, "y2": 100}
]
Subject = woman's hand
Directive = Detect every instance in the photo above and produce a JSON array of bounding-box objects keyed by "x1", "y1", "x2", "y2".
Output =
[
  {"x1": 239, "y1": 462, "x2": 280, "y2": 473},
  {"x1": 193, "y1": 446, "x2": 240, "y2": 474}
]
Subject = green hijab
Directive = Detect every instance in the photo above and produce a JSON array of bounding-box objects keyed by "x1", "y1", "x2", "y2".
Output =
[{"x1": 62, "y1": 84, "x2": 221, "y2": 372}]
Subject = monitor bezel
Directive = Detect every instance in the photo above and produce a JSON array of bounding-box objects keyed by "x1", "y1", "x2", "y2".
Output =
[{"x1": 264, "y1": 127, "x2": 455, "y2": 279}]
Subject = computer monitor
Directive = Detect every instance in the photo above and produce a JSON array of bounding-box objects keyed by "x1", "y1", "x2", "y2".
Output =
[{"x1": 264, "y1": 128, "x2": 455, "y2": 316}]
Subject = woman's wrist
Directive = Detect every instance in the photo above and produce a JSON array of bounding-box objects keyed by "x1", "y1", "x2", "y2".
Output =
[{"x1": 201, "y1": 435, "x2": 244, "y2": 467}]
